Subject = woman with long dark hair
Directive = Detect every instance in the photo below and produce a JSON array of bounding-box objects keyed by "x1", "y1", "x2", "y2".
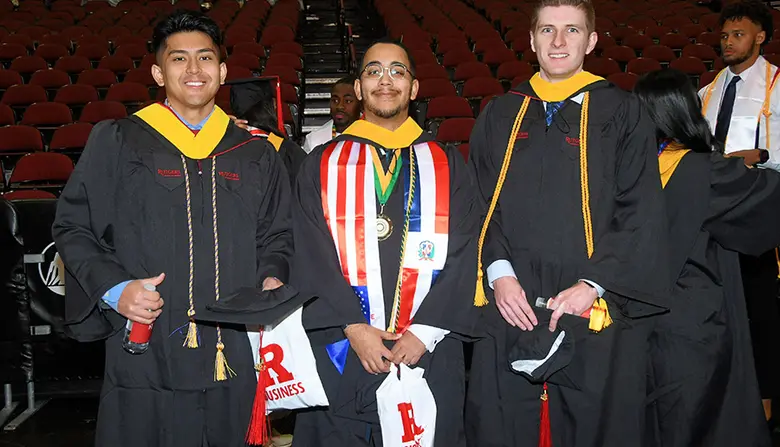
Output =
[{"x1": 633, "y1": 68, "x2": 780, "y2": 446}]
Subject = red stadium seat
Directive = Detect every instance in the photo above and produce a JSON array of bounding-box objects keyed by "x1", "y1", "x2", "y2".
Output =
[
  {"x1": 415, "y1": 64, "x2": 450, "y2": 81},
  {"x1": 426, "y1": 96, "x2": 474, "y2": 119},
  {"x1": 50, "y1": 122, "x2": 93, "y2": 152},
  {"x1": 462, "y1": 77, "x2": 504, "y2": 99},
  {"x1": 80, "y1": 101, "x2": 127, "y2": 123},
  {"x1": 1, "y1": 190, "x2": 57, "y2": 200},
  {"x1": 227, "y1": 53, "x2": 262, "y2": 72},
  {"x1": 34, "y1": 44, "x2": 69, "y2": 65},
  {"x1": 106, "y1": 82, "x2": 151, "y2": 108},
  {"x1": 77, "y1": 69, "x2": 118, "y2": 90},
  {"x1": 20, "y1": 102, "x2": 73, "y2": 127},
  {"x1": 265, "y1": 53, "x2": 303, "y2": 71},
  {"x1": 232, "y1": 42, "x2": 266, "y2": 59},
  {"x1": 54, "y1": 55, "x2": 91, "y2": 78},
  {"x1": 9, "y1": 56, "x2": 48, "y2": 77},
  {"x1": 627, "y1": 58, "x2": 662, "y2": 75},
  {"x1": 54, "y1": 84, "x2": 100, "y2": 108},
  {"x1": 0, "y1": 69, "x2": 22, "y2": 92},
  {"x1": 435, "y1": 117, "x2": 475, "y2": 144},
  {"x1": 0, "y1": 103, "x2": 14, "y2": 125},
  {"x1": 583, "y1": 57, "x2": 620, "y2": 77},
  {"x1": 9, "y1": 152, "x2": 74, "y2": 186},
  {"x1": 98, "y1": 55, "x2": 134, "y2": 75},
  {"x1": 2, "y1": 84, "x2": 47, "y2": 107},
  {"x1": 417, "y1": 79, "x2": 458, "y2": 100},
  {"x1": 0, "y1": 125, "x2": 44, "y2": 154},
  {"x1": 453, "y1": 62, "x2": 492, "y2": 82},
  {"x1": 607, "y1": 72, "x2": 639, "y2": 92},
  {"x1": 642, "y1": 45, "x2": 676, "y2": 63}
]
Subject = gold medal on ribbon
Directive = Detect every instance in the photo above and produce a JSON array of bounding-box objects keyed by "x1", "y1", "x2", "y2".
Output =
[
  {"x1": 372, "y1": 147, "x2": 401, "y2": 241},
  {"x1": 376, "y1": 213, "x2": 393, "y2": 241}
]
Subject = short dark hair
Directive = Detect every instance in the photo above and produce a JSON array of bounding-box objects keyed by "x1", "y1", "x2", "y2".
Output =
[
  {"x1": 152, "y1": 10, "x2": 223, "y2": 59},
  {"x1": 360, "y1": 38, "x2": 416, "y2": 78},
  {"x1": 634, "y1": 69, "x2": 719, "y2": 154},
  {"x1": 531, "y1": 0, "x2": 596, "y2": 33},
  {"x1": 719, "y1": 0, "x2": 774, "y2": 43},
  {"x1": 334, "y1": 75, "x2": 357, "y2": 88}
]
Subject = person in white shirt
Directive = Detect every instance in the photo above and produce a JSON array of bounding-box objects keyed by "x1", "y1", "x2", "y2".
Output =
[
  {"x1": 302, "y1": 76, "x2": 362, "y2": 153},
  {"x1": 699, "y1": 0, "x2": 779, "y2": 170},
  {"x1": 698, "y1": 0, "x2": 780, "y2": 424}
]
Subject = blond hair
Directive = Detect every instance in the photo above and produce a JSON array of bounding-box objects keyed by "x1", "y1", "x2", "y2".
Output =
[{"x1": 531, "y1": 0, "x2": 596, "y2": 33}]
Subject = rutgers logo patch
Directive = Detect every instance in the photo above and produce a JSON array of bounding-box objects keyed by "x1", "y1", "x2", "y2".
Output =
[
  {"x1": 260, "y1": 343, "x2": 307, "y2": 400},
  {"x1": 398, "y1": 402, "x2": 425, "y2": 446}
]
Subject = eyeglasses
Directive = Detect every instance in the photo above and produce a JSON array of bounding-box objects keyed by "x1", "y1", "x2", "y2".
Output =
[{"x1": 361, "y1": 63, "x2": 412, "y2": 80}]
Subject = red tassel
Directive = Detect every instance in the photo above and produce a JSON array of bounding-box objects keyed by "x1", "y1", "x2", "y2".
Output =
[
  {"x1": 246, "y1": 332, "x2": 270, "y2": 446},
  {"x1": 539, "y1": 382, "x2": 552, "y2": 447}
]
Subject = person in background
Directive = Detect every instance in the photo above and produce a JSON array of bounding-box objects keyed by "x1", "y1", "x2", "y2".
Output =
[
  {"x1": 637, "y1": 68, "x2": 779, "y2": 447},
  {"x1": 229, "y1": 77, "x2": 307, "y2": 184},
  {"x1": 302, "y1": 76, "x2": 362, "y2": 154},
  {"x1": 698, "y1": 0, "x2": 780, "y2": 423}
]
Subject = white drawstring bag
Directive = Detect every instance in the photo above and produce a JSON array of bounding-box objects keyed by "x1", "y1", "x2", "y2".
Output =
[
  {"x1": 246, "y1": 307, "x2": 329, "y2": 411},
  {"x1": 376, "y1": 363, "x2": 437, "y2": 447}
]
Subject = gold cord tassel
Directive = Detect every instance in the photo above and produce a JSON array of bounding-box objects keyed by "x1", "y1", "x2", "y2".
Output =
[
  {"x1": 474, "y1": 96, "x2": 531, "y2": 307},
  {"x1": 214, "y1": 338, "x2": 236, "y2": 381},
  {"x1": 184, "y1": 310, "x2": 199, "y2": 348},
  {"x1": 578, "y1": 94, "x2": 612, "y2": 333},
  {"x1": 181, "y1": 155, "x2": 199, "y2": 349}
]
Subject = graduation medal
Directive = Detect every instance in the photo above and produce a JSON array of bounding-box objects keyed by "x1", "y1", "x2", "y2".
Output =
[{"x1": 372, "y1": 148, "x2": 401, "y2": 241}]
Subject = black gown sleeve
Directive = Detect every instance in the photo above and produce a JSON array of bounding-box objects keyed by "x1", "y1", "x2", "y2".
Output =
[
  {"x1": 406, "y1": 144, "x2": 479, "y2": 336},
  {"x1": 294, "y1": 151, "x2": 367, "y2": 330},
  {"x1": 579, "y1": 96, "x2": 670, "y2": 313},
  {"x1": 52, "y1": 120, "x2": 133, "y2": 338},
  {"x1": 280, "y1": 138, "x2": 307, "y2": 186},
  {"x1": 254, "y1": 143, "x2": 294, "y2": 284},
  {"x1": 706, "y1": 153, "x2": 780, "y2": 256},
  {"x1": 468, "y1": 101, "x2": 512, "y2": 270}
]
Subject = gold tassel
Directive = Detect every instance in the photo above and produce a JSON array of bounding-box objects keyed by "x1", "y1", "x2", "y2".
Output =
[
  {"x1": 474, "y1": 269, "x2": 489, "y2": 307},
  {"x1": 473, "y1": 96, "x2": 531, "y2": 307},
  {"x1": 214, "y1": 342, "x2": 236, "y2": 382},
  {"x1": 183, "y1": 320, "x2": 199, "y2": 348},
  {"x1": 588, "y1": 298, "x2": 613, "y2": 332}
]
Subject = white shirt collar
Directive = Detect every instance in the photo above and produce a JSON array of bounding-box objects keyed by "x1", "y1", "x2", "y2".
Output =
[{"x1": 725, "y1": 55, "x2": 765, "y2": 85}]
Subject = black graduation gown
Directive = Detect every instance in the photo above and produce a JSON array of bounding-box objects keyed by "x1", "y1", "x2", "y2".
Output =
[
  {"x1": 52, "y1": 117, "x2": 293, "y2": 447},
  {"x1": 465, "y1": 81, "x2": 669, "y2": 447},
  {"x1": 277, "y1": 137, "x2": 306, "y2": 185},
  {"x1": 291, "y1": 132, "x2": 479, "y2": 447},
  {"x1": 644, "y1": 152, "x2": 780, "y2": 447}
]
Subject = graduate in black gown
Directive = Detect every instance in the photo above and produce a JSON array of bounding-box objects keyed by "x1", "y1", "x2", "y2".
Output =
[
  {"x1": 634, "y1": 68, "x2": 780, "y2": 447},
  {"x1": 291, "y1": 39, "x2": 479, "y2": 446},
  {"x1": 228, "y1": 76, "x2": 307, "y2": 184},
  {"x1": 52, "y1": 11, "x2": 293, "y2": 447},
  {"x1": 465, "y1": 1, "x2": 669, "y2": 446}
]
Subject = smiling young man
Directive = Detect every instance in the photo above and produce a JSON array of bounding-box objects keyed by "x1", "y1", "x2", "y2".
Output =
[
  {"x1": 290, "y1": 39, "x2": 479, "y2": 446},
  {"x1": 53, "y1": 10, "x2": 292, "y2": 447},
  {"x1": 698, "y1": 0, "x2": 780, "y2": 425},
  {"x1": 302, "y1": 76, "x2": 362, "y2": 154},
  {"x1": 465, "y1": 1, "x2": 668, "y2": 446}
]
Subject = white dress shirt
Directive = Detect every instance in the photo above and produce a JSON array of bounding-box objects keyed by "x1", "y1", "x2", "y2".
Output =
[
  {"x1": 699, "y1": 56, "x2": 780, "y2": 172},
  {"x1": 302, "y1": 119, "x2": 337, "y2": 154}
]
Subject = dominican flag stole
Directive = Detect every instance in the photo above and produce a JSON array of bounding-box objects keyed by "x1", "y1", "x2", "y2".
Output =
[{"x1": 320, "y1": 139, "x2": 450, "y2": 373}]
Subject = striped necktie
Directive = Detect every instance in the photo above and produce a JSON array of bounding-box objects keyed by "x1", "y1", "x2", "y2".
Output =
[{"x1": 546, "y1": 101, "x2": 565, "y2": 126}]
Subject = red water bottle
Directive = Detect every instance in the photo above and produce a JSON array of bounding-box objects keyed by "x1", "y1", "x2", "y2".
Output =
[{"x1": 122, "y1": 283, "x2": 156, "y2": 354}]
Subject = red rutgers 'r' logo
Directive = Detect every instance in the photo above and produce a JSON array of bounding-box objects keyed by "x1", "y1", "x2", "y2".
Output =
[
  {"x1": 397, "y1": 402, "x2": 424, "y2": 443},
  {"x1": 260, "y1": 343, "x2": 294, "y2": 384}
]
